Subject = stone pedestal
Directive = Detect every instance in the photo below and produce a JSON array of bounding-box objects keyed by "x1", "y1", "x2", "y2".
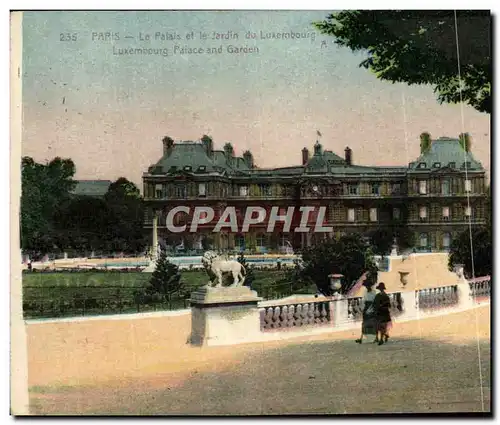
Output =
[{"x1": 189, "y1": 286, "x2": 263, "y2": 346}]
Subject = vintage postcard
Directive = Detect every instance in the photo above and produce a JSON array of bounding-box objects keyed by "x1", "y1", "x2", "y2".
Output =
[{"x1": 11, "y1": 9, "x2": 491, "y2": 416}]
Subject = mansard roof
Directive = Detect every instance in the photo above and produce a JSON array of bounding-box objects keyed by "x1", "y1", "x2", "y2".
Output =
[
  {"x1": 144, "y1": 136, "x2": 485, "y2": 179},
  {"x1": 409, "y1": 137, "x2": 484, "y2": 171}
]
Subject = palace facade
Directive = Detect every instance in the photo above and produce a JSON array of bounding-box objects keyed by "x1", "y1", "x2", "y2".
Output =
[{"x1": 142, "y1": 135, "x2": 488, "y2": 253}]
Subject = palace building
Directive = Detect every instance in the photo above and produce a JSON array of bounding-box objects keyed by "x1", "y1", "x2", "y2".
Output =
[{"x1": 142, "y1": 135, "x2": 488, "y2": 253}]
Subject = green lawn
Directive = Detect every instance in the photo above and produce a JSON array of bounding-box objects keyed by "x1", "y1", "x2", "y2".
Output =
[{"x1": 22, "y1": 270, "x2": 301, "y2": 319}]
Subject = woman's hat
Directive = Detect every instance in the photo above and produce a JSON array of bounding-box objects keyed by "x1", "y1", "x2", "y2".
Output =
[{"x1": 376, "y1": 282, "x2": 386, "y2": 291}]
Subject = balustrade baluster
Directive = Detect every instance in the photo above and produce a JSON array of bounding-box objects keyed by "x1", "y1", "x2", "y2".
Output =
[
  {"x1": 287, "y1": 305, "x2": 295, "y2": 327},
  {"x1": 307, "y1": 303, "x2": 315, "y2": 324},
  {"x1": 272, "y1": 306, "x2": 281, "y2": 328},
  {"x1": 301, "y1": 304, "x2": 309, "y2": 326},
  {"x1": 294, "y1": 304, "x2": 302, "y2": 327},
  {"x1": 320, "y1": 302, "x2": 328, "y2": 323},
  {"x1": 314, "y1": 303, "x2": 321, "y2": 324},
  {"x1": 264, "y1": 307, "x2": 273, "y2": 329},
  {"x1": 280, "y1": 305, "x2": 288, "y2": 328}
]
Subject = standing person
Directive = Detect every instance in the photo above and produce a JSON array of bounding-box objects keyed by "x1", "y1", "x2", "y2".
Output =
[
  {"x1": 355, "y1": 280, "x2": 378, "y2": 344},
  {"x1": 373, "y1": 282, "x2": 392, "y2": 345}
]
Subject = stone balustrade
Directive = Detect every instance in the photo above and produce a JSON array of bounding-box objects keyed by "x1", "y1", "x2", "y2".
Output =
[
  {"x1": 258, "y1": 276, "x2": 490, "y2": 334},
  {"x1": 469, "y1": 276, "x2": 491, "y2": 299},
  {"x1": 416, "y1": 285, "x2": 459, "y2": 310},
  {"x1": 189, "y1": 276, "x2": 490, "y2": 346},
  {"x1": 260, "y1": 301, "x2": 332, "y2": 331}
]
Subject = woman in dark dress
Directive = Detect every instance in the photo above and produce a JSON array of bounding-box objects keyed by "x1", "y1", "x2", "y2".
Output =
[
  {"x1": 373, "y1": 282, "x2": 392, "y2": 346},
  {"x1": 355, "y1": 280, "x2": 378, "y2": 344}
]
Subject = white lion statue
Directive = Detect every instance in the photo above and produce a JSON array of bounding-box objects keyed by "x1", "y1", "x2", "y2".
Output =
[{"x1": 201, "y1": 251, "x2": 246, "y2": 288}]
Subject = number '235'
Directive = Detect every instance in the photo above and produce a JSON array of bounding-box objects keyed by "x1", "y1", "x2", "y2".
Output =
[{"x1": 60, "y1": 33, "x2": 77, "y2": 41}]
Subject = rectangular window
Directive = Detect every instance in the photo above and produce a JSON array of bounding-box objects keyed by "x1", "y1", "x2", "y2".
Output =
[
  {"x1": 442, "y1": 206, "x2": 450, "y2": 219},
  {"x1": 441, "y1": 180, "x2": 450, "y2": 195},
  {"x1": 198, "y1": 183, "x2": 206, "y2": 197},
  {"x1": 465, "y1": 179, "x2": 472, "y2": 193},
  {"x1": 259, "y1": 184, "x2": 271, "y2": 196},
  {"x1": 419, "y1": 233, "x2": 428, "y2": 247},
  {"x1": 465, "y1": 206, "x2": 472, "y2": 217},
  {"x1": 371, "y1": 183, "x2": 380, "y2": 195},
  {"x1": 175, "y1": 185, "x2": 186, "y2": 198},
  {"x1": 419, "y1": 206, "x2": 427, "y2": 219},
  {"x1": 155, "y1": 184, "x2": 163, "y2": 199},
  {"x1": 348, "y1": 184, "x2": 358, "y2": 195},
  {"x1": 393, "y1": 208, "x2": 401, "y2": 220},
  {"x1": 239, "y1": 185, "x2": 248, "y2": 196},
  {"x1": 419, "y1": 180, "x2": 427, "y2": 195},
  {"x1": 370, "y1": 208, "x2": 378, "y2": 222},
  {"x1": 391, "y1": 183, "x2": 401, "y2": 194},
  {"x1": 347, "y1": 208, "x2": 355, "y2": 222}
]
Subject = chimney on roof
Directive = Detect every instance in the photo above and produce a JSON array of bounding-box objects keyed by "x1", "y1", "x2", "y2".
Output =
[
  {"x1": 344, "y1": 147, "x2": 352, "y2": 166},
  {"x1": 243, "y1": 150, "x2": 254, "y2": 168},
  {"x1": 459, "y1": 133, "x2": 471, "y2": 152},
  {"x1": 302, "y1": 147, "x2": 309, "y2": 165},
  {"x1": 420, "y1": 132, "x2": 432, "y2": 154},
  {"x1": 201, "y1": 135, "x2": 214, "y2": 157},
  {"x1": 162, "y1": 136, "x2": 175, "y2": 157}
]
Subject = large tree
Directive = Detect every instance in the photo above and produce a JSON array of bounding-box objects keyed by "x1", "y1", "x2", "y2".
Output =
[
  {"x1": 21, "y1": 156, "x2": 76, "y2": 254},
  {"x1": 448, "y1": 226, "x2": 491, "y2": 278},
  {"x1": 104, "y1": 177, "x2": 145, "y2": 253},
  {"x1": 299, "y1": 233, "x2": 378, "y2": 295},
  {"x1": 314, "y1": 11, "x2": 491, "y2": 113},
  {"x1": 53, "y1": 195, "x2": 110, "y2": 252}
]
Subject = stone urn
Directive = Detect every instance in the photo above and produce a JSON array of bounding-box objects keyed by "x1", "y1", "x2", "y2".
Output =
[
  {"x1": 328, "y1": 274, "x2": 343, "y2": 295},
  {"x1": 398, "y1": 271, "x2": 410, "y2": 287}
]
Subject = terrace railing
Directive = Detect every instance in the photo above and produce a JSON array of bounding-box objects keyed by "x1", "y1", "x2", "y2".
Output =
[
  {"x1": 469, "y1": 276, "x2": 491, "y2": 300},
  {"x1": 260, "y1": 300, "x2": 332, "y2": 331},
  {"x1": 416, "y1": 285, "x2": 459, "y2": 310}
]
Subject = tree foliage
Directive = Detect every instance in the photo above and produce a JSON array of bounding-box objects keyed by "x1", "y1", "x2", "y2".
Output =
[
  {"x1": 21, "y1": 158, "x2": 145, "y2": 255},
  {"x1": 21, "y1": 156, "x2": 76, "y2": 254},
  {"x1": 448, "y1": 226, "x2": 491, "y2": 278},
  {"x1": 314, "y1": 11, "x2": 491, "y2": 113},
  {"x1": 369, "y1": 227, "x2": 394, "y2": 256},
  {"x1": 104, "y1": 177, "x2": 145, "y2": 252},
  {"x1": 147, "y1": 250, "x2": 183, "y2": 300},
  {"x1": 299, "y1": 233, "x2": 378, "y2": 295}
]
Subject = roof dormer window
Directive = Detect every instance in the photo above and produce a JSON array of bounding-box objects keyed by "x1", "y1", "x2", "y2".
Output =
[
  {"x1": 448, "y1": 162, "x2": 456, "y2": 168},
  {"x1": 183, "y1": 165, "x2": 192, "y2": 171},
  {"x1": 418, "y1": 162, "x2": 427, "y2": 169},
  {"x1": 198, "y1": 165, "x2": 206, "y2": 172},
  {"x1": 462, "y1": 161, "x2": 471, "y2": 169},
  {"x1": 433, "y1": 162, "x2": 441, "y2": 168}
]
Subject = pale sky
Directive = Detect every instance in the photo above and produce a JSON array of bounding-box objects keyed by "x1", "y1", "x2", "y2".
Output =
[{"x1": 21, "y1": 11, "x2": 491, "y2": 188}]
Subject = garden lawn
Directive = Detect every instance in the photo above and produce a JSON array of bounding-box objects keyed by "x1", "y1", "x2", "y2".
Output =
[{"x1": 22, "y1": 270, "x2": 293, "y2": 319}]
